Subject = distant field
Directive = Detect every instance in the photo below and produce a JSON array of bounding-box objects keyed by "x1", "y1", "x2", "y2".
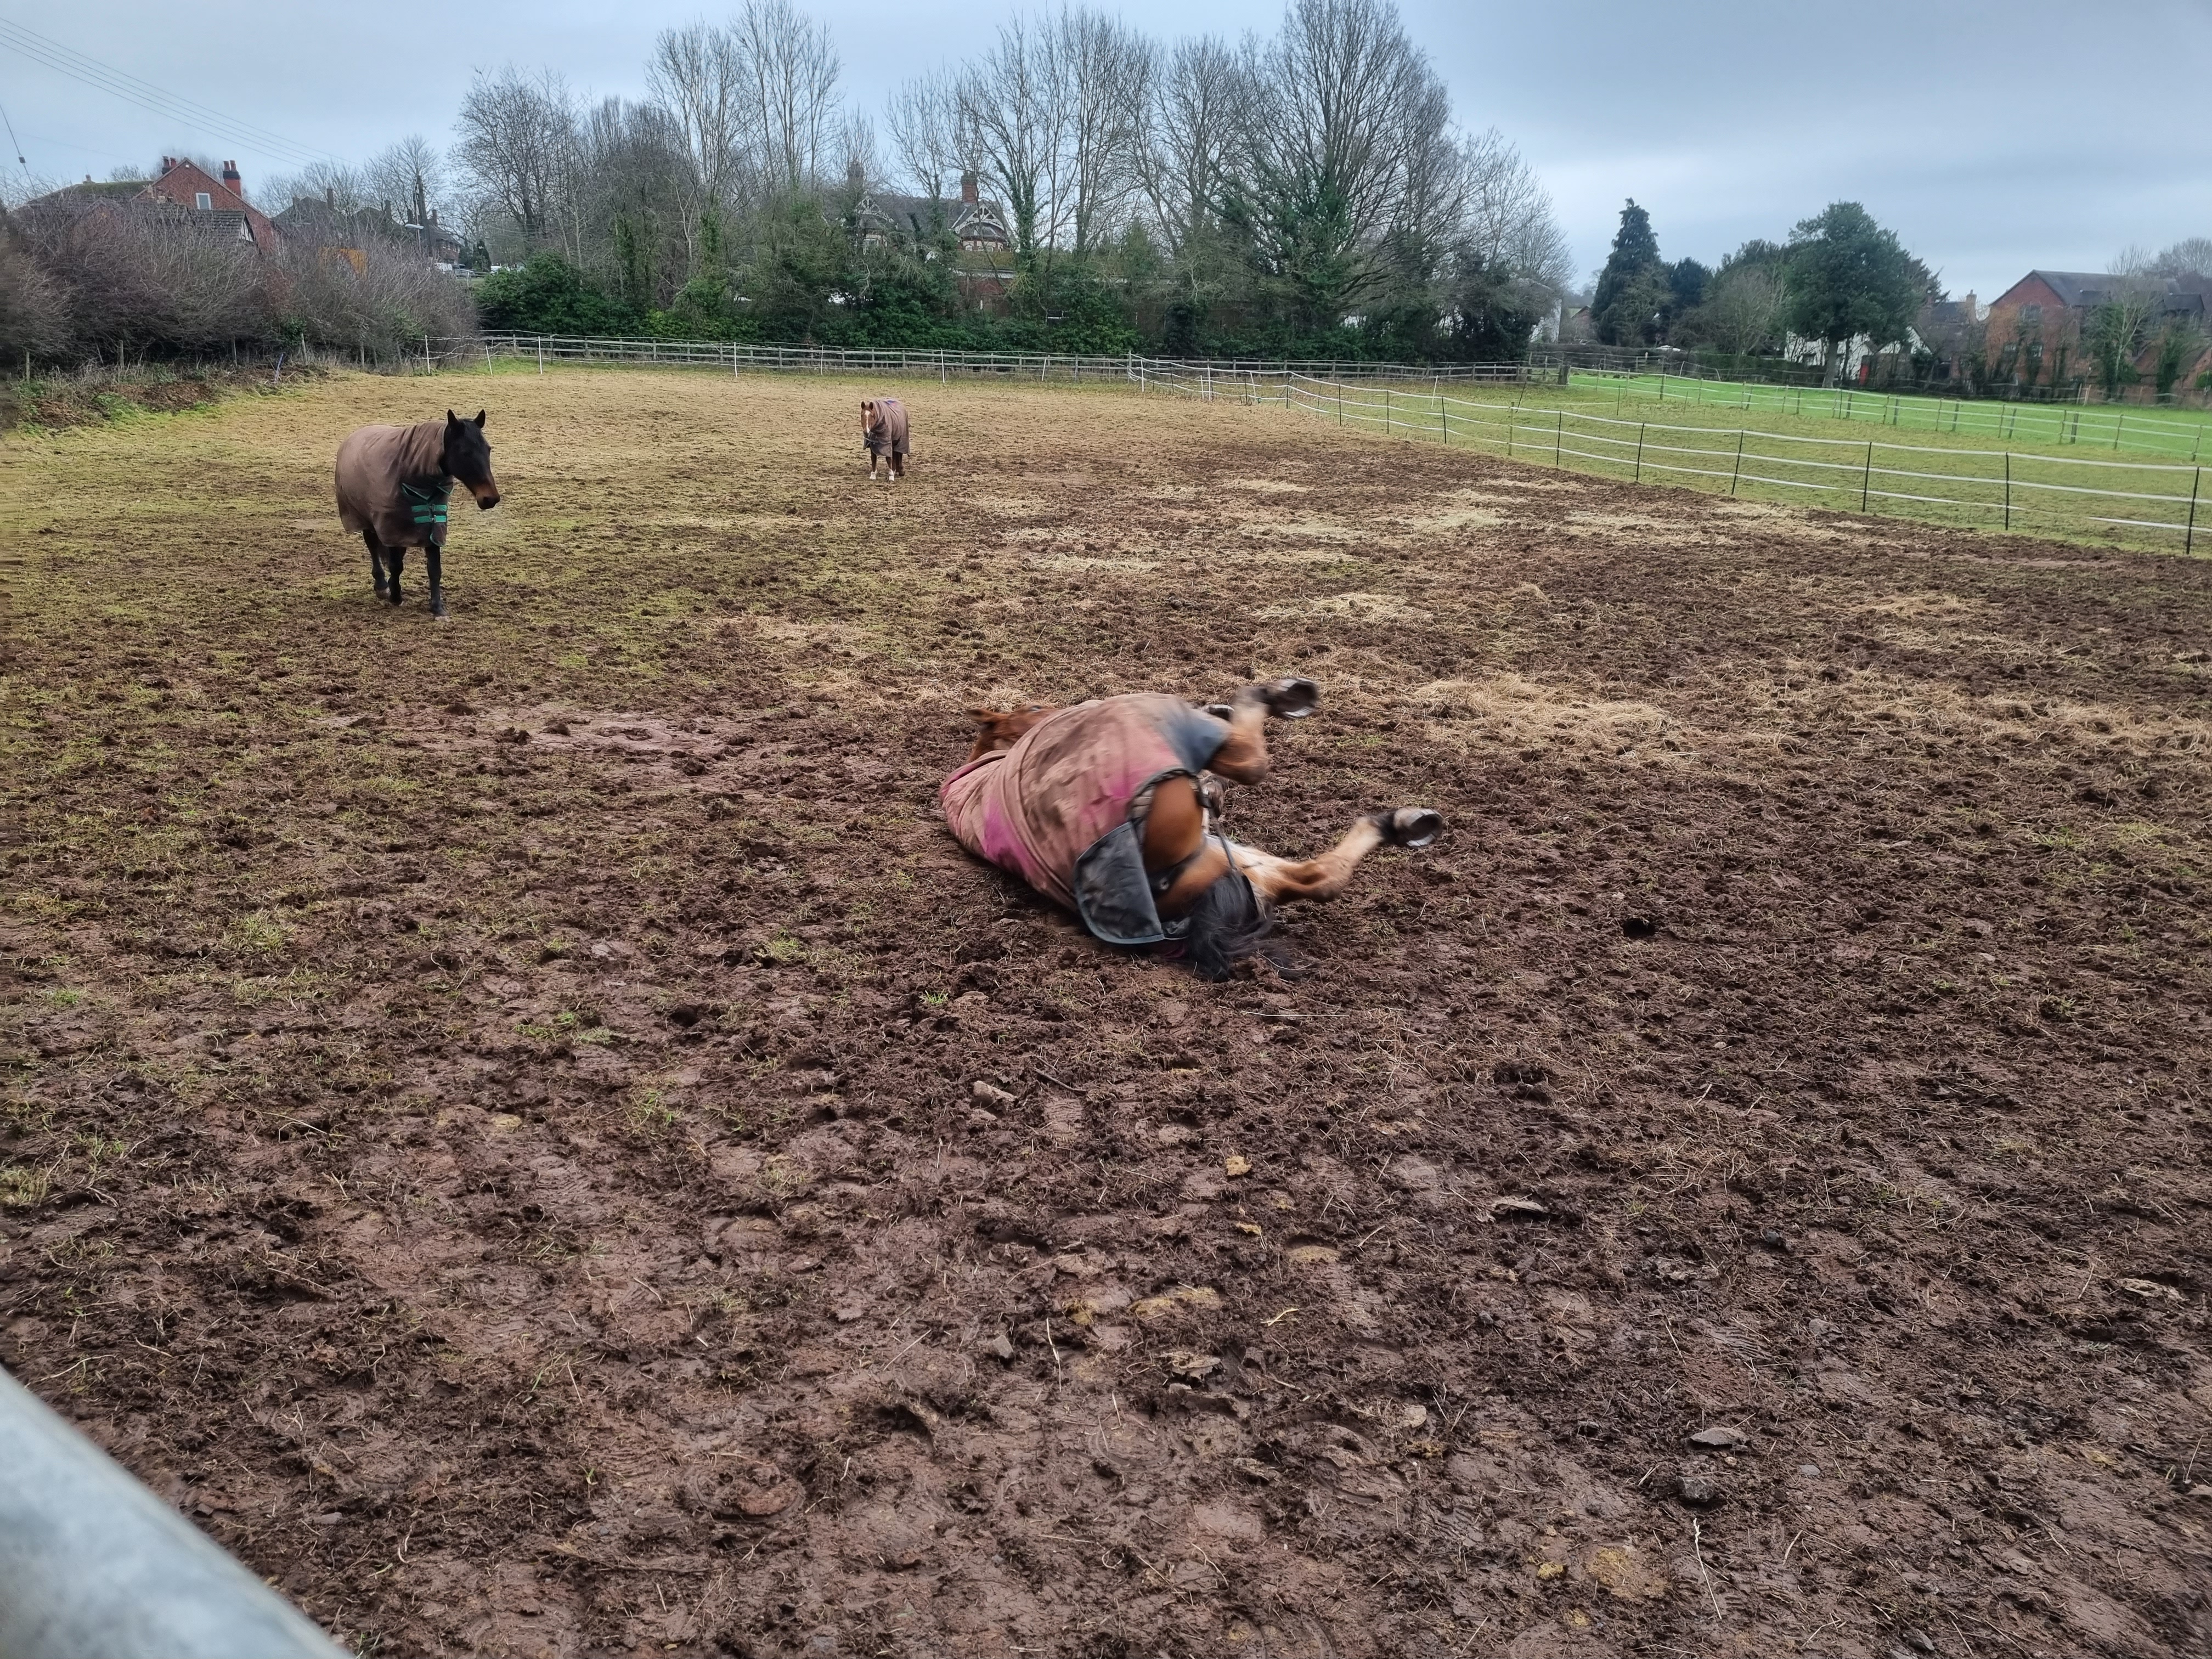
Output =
[
  {"x1": 1559, "y1": 373, "x2": 2212, "y2": 460},
  {"x1": 1265, "y1": 376, "x2": 2210, "y2": 554}
]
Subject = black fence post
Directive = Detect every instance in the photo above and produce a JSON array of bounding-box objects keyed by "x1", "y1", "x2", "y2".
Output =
[
  {"x1": 2188, "y1": 466, "x2": 2202, "y2": 556},
  {"x1": 2004, "y1": 450, "x2": 2012, "y2": 531},
  {"x1": 1861, "y1": 442, "x2": 1873, "y2": 512},
  {"x1": 1731, "y1": 430, "x2": 1745, "y2": 496},
  {"x1": 1635, "y1": 423, "x2": 1646, "y2": 482}
]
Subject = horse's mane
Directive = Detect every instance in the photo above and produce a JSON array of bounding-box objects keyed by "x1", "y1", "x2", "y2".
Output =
[{"x1": 1178, "y1": 871, "x2": 1301, "y2": 981}]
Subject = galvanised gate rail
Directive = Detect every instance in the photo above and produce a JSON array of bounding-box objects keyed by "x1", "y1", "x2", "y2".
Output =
[{"x1": 0, "y1": 1364, "x2": 346, "y2": 1658}]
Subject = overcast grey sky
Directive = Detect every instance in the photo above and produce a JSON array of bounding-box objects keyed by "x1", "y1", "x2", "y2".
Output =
[{"x1": 4, "y1": 0, "x2": 2207, "y2": 300}]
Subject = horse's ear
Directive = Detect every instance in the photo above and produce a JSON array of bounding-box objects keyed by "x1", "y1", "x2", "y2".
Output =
[
  {"x1": 445, "y1": 409, "x2": 460, "y2": 426},
  {"x1": 474, "y1": 410, "x2": 487, "y2": 427}
]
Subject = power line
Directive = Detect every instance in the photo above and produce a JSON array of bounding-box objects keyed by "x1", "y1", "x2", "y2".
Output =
[{"x1": 0, "y1": 18, "x2": 342, "y2": 171}]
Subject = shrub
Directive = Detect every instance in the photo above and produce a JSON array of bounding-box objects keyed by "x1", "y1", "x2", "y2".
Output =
[{"x1": 475, "y1": 252, "x2": 641, "y2": 336}]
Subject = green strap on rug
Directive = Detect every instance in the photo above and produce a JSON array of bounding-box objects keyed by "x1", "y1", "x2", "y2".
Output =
[{"x1": 400, "y1": 478, "x2": 453, "y2": 545}]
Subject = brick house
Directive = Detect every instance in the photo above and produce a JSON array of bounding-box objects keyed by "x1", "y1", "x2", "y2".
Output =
[
  {"x1": 20, "y1": 156, "x2": 280, "y2": 251},
  {"x1": 1983, "y1": 269, "x2": 2212, "y2": 394}
]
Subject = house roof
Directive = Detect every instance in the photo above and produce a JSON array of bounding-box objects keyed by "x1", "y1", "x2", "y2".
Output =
[
  {"x1": 855, "y1": 189, "x2": 1010, "y2": 247},
  {"x1": 272, "y1": 198, "x2": 463, "y2": 256},
  {"x1": 1997, "y1": 269, "x2": 2212, "y2": 315},
  {"x1": 2021, "y1": 270, "x2": 2124, "y2": 308}
]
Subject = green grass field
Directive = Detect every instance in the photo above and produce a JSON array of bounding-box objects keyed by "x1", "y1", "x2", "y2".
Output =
[
  {"x1": 1559, "y1": 371, "x2": 2212, "y2": 461},
  {"x1": 1270, "y1": 375, "x2": 2211, "y2": 555}
]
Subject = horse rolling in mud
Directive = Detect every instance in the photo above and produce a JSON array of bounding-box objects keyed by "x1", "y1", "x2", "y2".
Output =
[
  {"x1": 335, "y1": 409, "x2": 501, "y2": 617},
  {"x1": 943, "y1": 680, "x2": 1442, "y2": 979},
  {"x1": 861, "y1": 397, "x2": 910, "y2": 482}
]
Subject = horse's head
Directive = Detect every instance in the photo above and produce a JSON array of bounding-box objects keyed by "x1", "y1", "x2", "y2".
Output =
[
  {"x1": 443, "y1": 410, "x2": 501, "y2": 510},
  {"x1": 964, "y1": 703, "x2": 1054, "y2": 759},
  {"x1": 860, "y1": 398, "x2": 882, "y2": 441}
]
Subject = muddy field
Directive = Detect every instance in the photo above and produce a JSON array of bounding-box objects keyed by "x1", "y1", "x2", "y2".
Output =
[{"x1": 2, "y1": 371, "x2": 2209, "y2": 1658}]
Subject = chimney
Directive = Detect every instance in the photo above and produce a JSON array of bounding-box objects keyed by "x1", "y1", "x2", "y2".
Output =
[
  {"x1": 961, "y1": 170, "x2": 978, "y2": 206},
  {"x1": 222, "y1": 161, "x2": 242, "y2": 199},
  {"x1": 848, "y1": 157, "x2": 863, "y2": 185},
  {"x1": 325, "y1": 184, "x2": 335, "y2": 207},
  {"x1": 160, "y1": 156, "x2": 173, "y2": 173}
]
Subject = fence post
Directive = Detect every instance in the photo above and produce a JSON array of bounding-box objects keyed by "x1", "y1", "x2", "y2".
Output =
[
  {"x1": 2004, "y1": 450, "x2": 2012, "y2": 531},
  {"x1": 1634, "y1": 422, "x2": 1645, "y2": 482},
  {"x1": 537, "y1": 338, "x2": 544, "y2": 376},
  {"x1": 1385, "y1": 387, "x2": 1392, "y2": 435},
  {"x1": 1861, "y1": 442, "x2": 1873, "y2": 511},
  {"x1": 1442, "y1": 407, "x2": 1450, "y2": 447},
  {"x1": 2188, "y1": 466, "x2": 2202, "y2": 556},
  {"x1": 1554, "y1": 409, "x2": 1562, "y2": 466},
  {"x1": 1730, "y1": 430, "x2": 1744, "y2": 495},
  {"x1": 1337, "y1": 382, "x2": 1342, "y2": 424}
]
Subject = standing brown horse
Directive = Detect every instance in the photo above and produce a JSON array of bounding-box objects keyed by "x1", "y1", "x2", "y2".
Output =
[
  {"x1": 860, "y1": 397, "x2": 909, "y2": 482},
  {"x1": 945, "y1": 679, "x2": 1441, "y2": 978},
  {"x1": 335, "y1": 410, "x2": 500, "y2": 617}
]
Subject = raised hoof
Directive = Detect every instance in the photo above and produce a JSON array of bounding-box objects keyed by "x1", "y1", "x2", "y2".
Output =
[
  {"x1": 1201, "y1": 702, "x2": 1236, "y2": 721},
  {"x1": 1378, "y1": 808, "x2": 1443, "y2": 849},
  {"x1": 1262, "y1": 676, "x2": 1321, "y2": 719}
]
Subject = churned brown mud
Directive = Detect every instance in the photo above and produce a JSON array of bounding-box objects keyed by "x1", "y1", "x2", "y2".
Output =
[{"x1": 3, "y1": 372, "x2": 2209, "y2": 1657}]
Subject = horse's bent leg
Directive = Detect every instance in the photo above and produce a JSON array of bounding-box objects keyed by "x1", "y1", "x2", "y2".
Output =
[
  {"x1": 1233, "y1": 809, "x2": 1443, "y2": 905},
  {"x1": 364, "y1": 529, "x2": 386, "y2": 599},
  {"x1": 385, "y1": 545, "x2": 405, "y2": 605},
  {"x1": 1209, "y1": 678, "x2": 1320, "y2": 785},
  {"x1": 426, "y1": 544, "x2": 446, "y2": 617},
  {"x1": 1207, "y1": 688, "x2": 1273, "y2": 783}
]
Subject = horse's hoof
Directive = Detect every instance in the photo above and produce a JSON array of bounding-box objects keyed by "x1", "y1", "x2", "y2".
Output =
[
  {"x1": 1263, "y1": 677, "x2": 1321, "y2": 719},
  {"x1": 1201, "y1": 702, "x2": 1235, "y2": 721},
  {"x1": 1379, "y1": 808, "x2": 1443, "y2": 849}
]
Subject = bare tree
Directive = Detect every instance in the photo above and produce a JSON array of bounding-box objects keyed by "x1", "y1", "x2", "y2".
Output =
[
  {"x1": 887, "y1": 72, "x2": 968, "y2": 201},
  {"x1": 1228, "y1": 0, "x2": 1455, "y2": 324},
  {"x1": 1135, "y1": 35, "x2": 1242, "y2": 257},
  {"x1": 958, "y1": 15, "x2": 1070, "y2": 262},
  {"x1": 733, "y1": 0, "x2": 843, "y2": 194},
  {"x1": 1692, "y1": 262, "x2": 1785, "y2": 355},
  {"x1": 2149, "y1": 236, "x2": 2212, "y2": 281},
  {"x1": 1458, "y1": 128, "x2": 1570, "y2": 301},
  {"x1": 366, "y1": 135, "x2": 448, "y2": 229},
  {"x1": 1052, "y1": 8, "x2": 1148, "y2": 257},
  {"x1": 455, "y1": 66, "x2": 578, "y2": 244},
  {"x1": 261, "y1": 159, "x2": 367, "y2": 212},
  {"x1": 840, "y1": 114, "x2": 883, "y2": 190},
  {"x1": 650, "y1": 23, "x2": 747, "y2": 207}
]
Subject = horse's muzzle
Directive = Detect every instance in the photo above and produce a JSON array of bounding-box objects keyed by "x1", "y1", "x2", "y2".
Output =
[{"x1": 471, "y1": 486, "x2": 501, "y2": 510}]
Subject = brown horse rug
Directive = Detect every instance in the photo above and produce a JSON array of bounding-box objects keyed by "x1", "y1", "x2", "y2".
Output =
[
  {"x1": 940, "y1": 693, "x2": 1229, "y2": 946},
  {"x1": 335, "y1": 421, "x2": 459, "y2": 549}
]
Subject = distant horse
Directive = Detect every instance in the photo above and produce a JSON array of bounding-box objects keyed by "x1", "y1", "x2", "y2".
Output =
[
  {"x1": 335, "y1": 409, "x2": 501, "y2": 617},
  {"x1": 944, "y1": 679, "x2": 1442, "y2": 979},
  {"x1": 861, "y1": 397, "x2": 909, "y2": 482}
]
